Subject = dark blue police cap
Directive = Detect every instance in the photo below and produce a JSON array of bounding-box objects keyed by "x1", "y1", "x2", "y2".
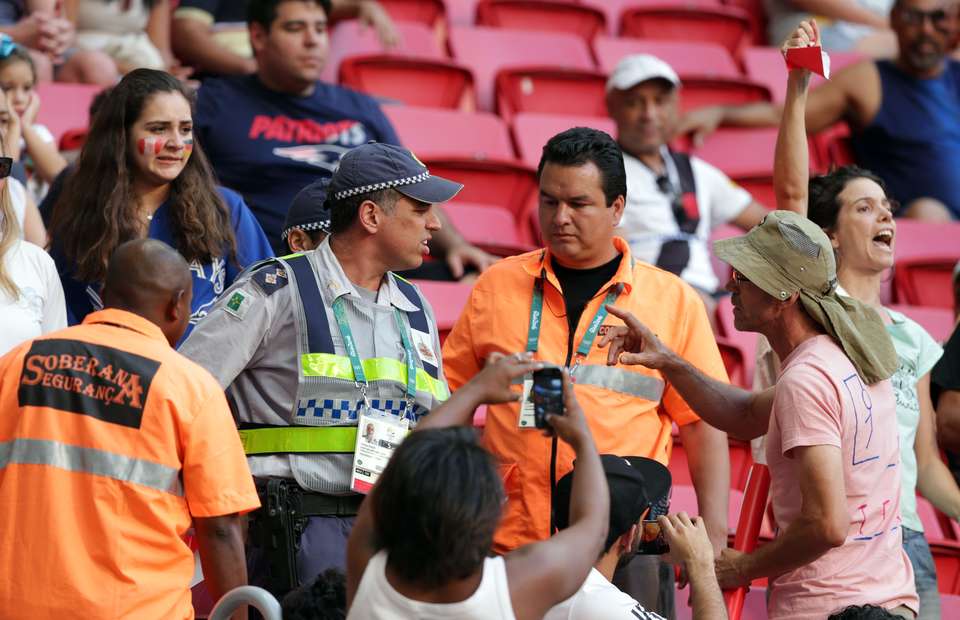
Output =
[
  {"x1": 283, "y1": 179, "x2": 331, "y2": 241},
  {"x1": 329, "y1": 142, "x2": 463, "y2": 205}
]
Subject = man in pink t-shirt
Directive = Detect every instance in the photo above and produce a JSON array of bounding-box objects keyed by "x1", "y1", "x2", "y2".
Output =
[{"x1": 598, "y1": 210, "x2": 917, "y2": 619}]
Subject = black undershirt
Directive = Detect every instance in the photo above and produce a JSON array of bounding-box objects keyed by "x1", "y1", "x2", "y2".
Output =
[{"x1": 551, "y1": 254, "x2": 623, "y2": 360}]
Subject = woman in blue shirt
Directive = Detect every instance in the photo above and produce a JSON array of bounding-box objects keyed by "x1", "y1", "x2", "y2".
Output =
[{"x1": 48, "y1": 68, "x2": 272, "y2": 343}]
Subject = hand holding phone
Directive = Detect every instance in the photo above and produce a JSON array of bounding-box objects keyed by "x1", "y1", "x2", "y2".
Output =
[{"x1": 637, "y1": 520, "x2": 670, "y2": 555}]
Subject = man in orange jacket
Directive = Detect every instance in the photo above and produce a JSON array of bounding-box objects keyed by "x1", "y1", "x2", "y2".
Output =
[
  {"x1": 441, "y1": 127, "x2": 731, "y2": 614},
  {"x1": 0, "y1": 239, "x2": 260, "y2": 620}
]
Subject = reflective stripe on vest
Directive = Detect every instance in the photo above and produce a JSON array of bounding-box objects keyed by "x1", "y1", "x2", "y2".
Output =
[
  {"x1": 238, "y1": 426, "x2": 357, "y2": 455},
  {"x1": 0, "y1": 437, "x2": 183, "y2": 496},
  {"x1": 300, "y1": 353, "x2": 449, "y2": 401},
  {"x1": 574, "y1": 364, "x2": 665, "y2": 402}
]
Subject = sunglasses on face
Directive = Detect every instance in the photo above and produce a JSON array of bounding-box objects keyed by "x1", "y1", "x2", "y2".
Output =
[
  {"x1": 899, "y1": 7, "x2": 953, "y2": 27},
  {"x1": 0, "y1": 156, "x2": 12, "y2": 179}
]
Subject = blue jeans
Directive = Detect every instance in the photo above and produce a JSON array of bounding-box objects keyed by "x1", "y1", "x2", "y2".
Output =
[{"x1": 903, "y1": 527, "x2": 941, "y2": 620}]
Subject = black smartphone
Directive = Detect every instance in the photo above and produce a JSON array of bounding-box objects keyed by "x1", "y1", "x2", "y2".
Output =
[
  {"x1": 532, "y1": 366, "x2": 564, "y2": 429},
  {"x1": 637, "y1": 520, "x2": 670, "y2": 555}
]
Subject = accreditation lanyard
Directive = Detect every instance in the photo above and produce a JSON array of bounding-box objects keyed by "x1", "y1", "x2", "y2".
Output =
[
  {"x1": 331, "y1": 296, "x2": 417, "y2": 416},
  {"x1": 526, "y1": 268, "x2": 623, "y2": 374}
]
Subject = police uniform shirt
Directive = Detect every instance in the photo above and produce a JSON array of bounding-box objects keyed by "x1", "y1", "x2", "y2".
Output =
[{"x1": 180, "y1": 237, "x2": 447, "y2": 494}]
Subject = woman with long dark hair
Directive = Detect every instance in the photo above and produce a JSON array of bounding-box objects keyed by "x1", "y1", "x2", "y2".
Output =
[{"x1": 49, "y1": 68, "x2": 272, "y2": 341}]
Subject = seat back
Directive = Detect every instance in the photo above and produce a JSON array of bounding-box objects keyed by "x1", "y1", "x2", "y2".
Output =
[
  {"x1": 340, "y1": 57, "x2": 475, "y2": 109},
  {"x1": 476, "y1": 0, "x2": 607, "y2": 41},
  {"x1": 495, "y1": 67, "x2": 607, "y2": 119},
  {"x1": 619, "y1": 6, "x2": 752, "y2": 56}
]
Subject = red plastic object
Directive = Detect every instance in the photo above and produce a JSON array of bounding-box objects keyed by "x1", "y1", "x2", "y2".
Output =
[
  {"x1": 893, "y1": 257, "x2": 957, "y2": 310},
  {"x1": 324, "y1": 19, "x2": 448, "y2": 82},
  {"x1": 511, "y1": 112, "x2": 617, "y2": 168},
  {"x1": 594, "y1": 37, "x2": 741, "y2": 77},
  {"x1": 443, "y1": 201, "x2": 535, "y2": 255},
  {"x1": 58, "y1": 127, "x2": 88, "y2": 151},
  {"x1": 341, "y1": 57, "x2": 475, "y2": 109},
  {"x1": 449, "y1": 25, "x2": 595, "y2": 111},
  {"x1": 495, "y1": 67, "x2": 607, "y2": 119},
  {"x1": 36, "y1": 82, "x2": 102, "y2": 145},
  {"x1": 725, "y1": 464, "x2": 771, "y2": 619},
  {"x1": 377, "y1": 0, "x2": 446, "y2": 27},
  {"x1": 476, "y1": 0, "x2": 607, "y2": 41},
  {"x1": 413, "y1": 279, "x2": 474, "y2": 342},
  {"x1": 742, "y1": 46, "x2": 865, "y2": 103},
  {"x1": 619, "y1": 5, "x2": 752, "y2": 57},
  {"x1": 384, "y1": 105, "x2": 517, "y2": 160},
  {"x1": 887, "y1": 304, "x2": 955, "y2": 343}
]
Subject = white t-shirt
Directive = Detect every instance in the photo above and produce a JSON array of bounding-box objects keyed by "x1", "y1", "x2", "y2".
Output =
[
  {"x1": 619, "y1": 150, "x2": 752, "y2": 293},
  {"x1": 348, "y1": 550, "x2": 516, "y2": 619},
  {"x1": 9, "y1": 177, "x2": 27, "y2": 231},
  {"x1": 544, "y1": 568, "x2": 665, "y2": 620},
  {"x1": 0, "y1": 240, "x2": 66, "y2": 355}
]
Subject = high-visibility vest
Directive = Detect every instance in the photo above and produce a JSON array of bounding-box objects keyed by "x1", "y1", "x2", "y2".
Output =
[{"x1": 238, "y1": 253, "x2": 447, "y2": 456}]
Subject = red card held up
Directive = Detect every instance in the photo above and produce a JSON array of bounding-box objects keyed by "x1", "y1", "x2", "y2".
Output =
[{"x1": 784, "y1": 45, "x2": 831, "y2": 79}]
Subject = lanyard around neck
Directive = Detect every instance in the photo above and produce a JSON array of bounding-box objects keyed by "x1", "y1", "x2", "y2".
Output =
[
  {"x1": 331, "y1": 296, "x2": 417, "y2": 414},
  {"x1": 526, "y1": 267, "x2": 623, "y2": 371}
]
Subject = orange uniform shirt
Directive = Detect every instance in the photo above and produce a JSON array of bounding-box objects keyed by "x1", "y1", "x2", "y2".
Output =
[
  {"x1": 0, "y1": 309, "x2": 260, "y2": 619},
  {"x1": 441, "y1": 238, "x2": 729, "y2": 553}
]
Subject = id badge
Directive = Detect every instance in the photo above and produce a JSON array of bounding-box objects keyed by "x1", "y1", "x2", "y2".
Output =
[
  {"x1": 518, "y1": 378, "x2": 536, "y2": 429},
  {"x1": 351, "y1": 410, "x2": 410, "y2": 494}
]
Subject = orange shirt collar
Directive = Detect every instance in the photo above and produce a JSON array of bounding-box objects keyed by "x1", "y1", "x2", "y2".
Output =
[
  {"x1": 521, "y1": 236, "x2": 635, "y2": 295},
  {"x1": 82, "y1": 308, "x2": 168, "y2": 343}
]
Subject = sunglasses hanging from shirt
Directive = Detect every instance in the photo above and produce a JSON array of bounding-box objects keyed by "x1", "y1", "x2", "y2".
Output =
[{"x1": 654, "y1": 151, "x2": 700, "y2": 276}]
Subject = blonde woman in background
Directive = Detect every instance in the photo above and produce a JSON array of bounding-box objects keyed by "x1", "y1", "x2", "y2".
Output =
[{"x1": 0, "y1": 138, "x2": 65, "y2": 354}]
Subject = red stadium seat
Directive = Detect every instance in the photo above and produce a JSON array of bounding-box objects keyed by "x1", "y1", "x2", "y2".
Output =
[
  {"x1": 449, "y1": 25, "x2": 596, "y2": 111},
  {"x1": 377, "y1": 0, "x2": 447, "y2": 28},
  {"x1": 693, "y1": 127, "x2": 781, "y2": 207},
  {"x1": 341, "y1": 57, "x2": 475, "y2": 109},
  {"x1": 887, "y1": 304, "x2": 955, "y2": 343},
  {"x1": 510, "y1": 112, "x2": 617, "y2": 168},
  {"x1": 58, "y1": 127, "x2": 88, "y2": 152},
  {"x1": 893, "y1": 258, "x2": 957, "y2": 310},
  {"x1": 476, "y1": 0, "x2": 607, "y2": 41},
  {"x1": 325, "y1": 20, "x2": 448, "y2": 80},
  {"x1": 743, "y1": 46, "x2": 865, "y2": 103},
  {"x1": 36, "y1": 82, "x2": 102, "y2": 145},
  {"x1": 495, "y1": 67, "x2": 607, "y2": 119},
  {"x1": 931, "y1": 542, "x2": 960, "y2": 594},
  {"x1": 384, "y1": 105, "x2": 536, "y2": 218},
  {"x1": 595, "y1": 37, "x2": 741, "y2": 77},
  {"x1": 726, "y1": 464, "x2": 772, "y2": 618},
  {"x1": 709, "y1": 223, "x2": 741, "y2": 288},
  {"x1": 413, "y1": 279, "x2": 474, "y2": 342},
  {"x1": 584, "y1": 0, "x2": 723, "y2": 35},
  {"x1": 444, "y1": 201, "x2": 535, "y2": 255},
  {"x1": 619, "y1": 5, "x2": 753, "y2": 57},
  {"x1": 669, "y1": 484, "x2": 745, "y2": 535},
  {"x1": 715, "y1": 296, "x2": 759, "y2": 388}
]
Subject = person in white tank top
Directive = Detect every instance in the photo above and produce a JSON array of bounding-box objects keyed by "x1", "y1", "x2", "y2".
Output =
[{"x1": 346, "y1": 353, "x2": 610, "y2": 620}]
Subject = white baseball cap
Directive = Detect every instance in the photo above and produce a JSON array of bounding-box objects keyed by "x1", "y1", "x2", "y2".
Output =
[{"x1": 606, "y1": 54, "x2": 681, "y2": 92}]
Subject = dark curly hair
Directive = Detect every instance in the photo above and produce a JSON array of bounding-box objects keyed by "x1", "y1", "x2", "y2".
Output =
[
  {"x1": 808, "y1": 165, "x2": 889, "y2": 231},
  {"x1": 49, "y1": 69, "x2": 237, "y2": 283},
  {"x1": 371, "y1": 427, "x2": 505, "y2": 589},
  {"x1": 827, "y1": 604, "x2": 899, "y2": 620},
  {"x1": 281, "y1": 568, "x2": 346, "y2": 620}
]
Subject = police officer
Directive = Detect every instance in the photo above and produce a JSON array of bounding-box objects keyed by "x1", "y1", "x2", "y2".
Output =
[{"x1": 180, "y1": 142, "x2": 463, "y2": 596}]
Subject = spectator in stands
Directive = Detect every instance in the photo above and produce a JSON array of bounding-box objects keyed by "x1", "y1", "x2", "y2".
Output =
[
  {"x1": 0, "y1": 0, "x2": 118, "y2": 85},
  {"x1": 546, "y1": 457, "x2": 726, "y2": 620},
  {"x1": 441, "y1": 127, "x2": 731, "y2": 617},
  {"x1": 752, "y1": 21, "x2": 959, "y2": 618},
  {"x1": 172, "y1": 0, "x2": 397, "y2": 77},
  {"x1": 0, "y1": 238, "x2": 259, "y2": 619},
  {"x1": 195, "y1": 0, "x2": 495, "y2": 279},
  {"x1": 0, "y1": 136, "x2": 63, "y2": 354},
  {"x1": 0, "y1": 90, "x2": 45, "y2": 246},
  {"x1": 68, "y1": 0, "x2": 186, "y2": 76},
  {"x1": 605, "y1": 53, "x2": 768, "y2": 323},
  {"x1": 47, "y1": 68, "x2": 272, "y2": 341},
  {"x1": 0, "y1": 35, "x2": 66, "y2": 187},
  {"x1": 283, "y1": 568, "x2": 347, "y2": 620},
  {"x1": 282, "y1": 178, "x2": 330, "y2": 252},
  {"x1": 934, "y1": 307, "x2": 960, "y2": 489},
  {"x1": 346, "y1": 353, "x2": 610, "y2": 619},
  {"x1": 681, "y1": 0, "x2": 960, "y2": 222},
  {"x1": 599, "y1": 210, "x2": 917, "y2": 619},
  {"x1": 765, "y1": 0, "x2": 897, "y2": 56}
]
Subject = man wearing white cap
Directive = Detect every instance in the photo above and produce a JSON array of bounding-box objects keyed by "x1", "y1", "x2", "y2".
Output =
[{"x1": 606, "y1": 54, "x2": 769, "y2": 321}]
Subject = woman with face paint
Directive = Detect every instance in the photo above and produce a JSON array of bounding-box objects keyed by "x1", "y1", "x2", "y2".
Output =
[{"x1": 48, "y1": 69, "x2": 273, "y2": 344}]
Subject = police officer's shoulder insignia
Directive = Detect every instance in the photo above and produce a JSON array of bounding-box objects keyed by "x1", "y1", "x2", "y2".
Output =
[
  {"x1": 224, "y1": 289, "x2": 253, "y2": 320},
  {"x1": 251, "y1": 264, "x2": 289, "y2": 296}
]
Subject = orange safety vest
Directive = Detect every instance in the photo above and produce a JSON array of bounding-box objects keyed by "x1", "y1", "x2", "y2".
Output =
[
  {"x1": 442, "y1": 238, "x2": 728, "y2": 553},
  {"x1": 0, "y1": 309, "x2": 259, "y2": 619}
]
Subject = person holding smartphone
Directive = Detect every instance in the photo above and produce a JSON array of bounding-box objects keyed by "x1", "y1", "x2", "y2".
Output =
[
  {"x1": 345, "y1": 352, "x2": 611, "y2": 620},
  {"x1": 546, "y1": 456, "x2": 726, "y2": 620}
]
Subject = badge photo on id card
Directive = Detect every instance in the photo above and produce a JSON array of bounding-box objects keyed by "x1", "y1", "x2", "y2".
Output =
[{"x1": 351, "y1": 411, "x2": 409, "y2": 494}]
